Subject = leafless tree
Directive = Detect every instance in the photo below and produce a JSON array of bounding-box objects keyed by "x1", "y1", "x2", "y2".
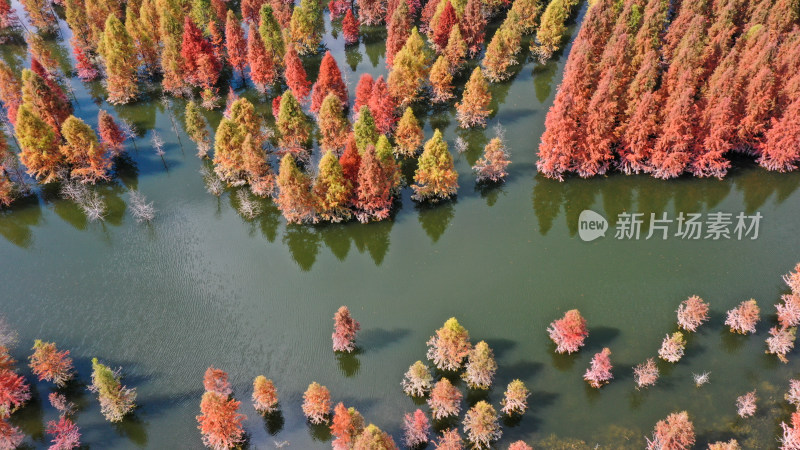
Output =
[{"x1": 128, "y1": 190, "x2": 155, "y2": 223}]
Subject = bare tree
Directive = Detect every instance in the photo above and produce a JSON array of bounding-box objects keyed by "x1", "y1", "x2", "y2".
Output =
[
  {"x1": 128, "y1": 190, "x2": 155, "y2": 223},
  {"x1": 200, "y1": 166, "x2": 224, "y2": 197},
  {"x1": 236, "y1": 190, "x2": 261, "y2": 219}
]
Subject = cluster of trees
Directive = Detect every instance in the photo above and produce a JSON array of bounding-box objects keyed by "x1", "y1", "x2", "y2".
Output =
[
  {"x1": 0, "y1": 325, "x2": 136, "y2": 448},
  {"x1": 537, "y1": 0, "x2": 800, "y2": 180}
]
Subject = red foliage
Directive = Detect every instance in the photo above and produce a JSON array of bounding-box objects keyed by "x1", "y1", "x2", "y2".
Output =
[
  {"x1": 420, "y1": 0, "x2": 440, "y2": 34},
  {"x1": 584, "y1": 347, "x2": 613, "y2": 388},
  {"x1": 211, "y1": 0, "x2": 228, "y2": 23},
  {"x1": 427, "y1": 379, "x2": 462, "y2": 419},
  {"x1": 647, "y1": 411, "x2": 695, "y2": 450},
  {"x1": 272, "y1": 95, "x2": 282, "y2": 119},
  {"x1": 725, "y1": 299, "x2": 760, "y2": 334},
  {"x1": 252, "y1": 376, "x2": 278, "y2": 414},
  {"x1": 433, "y1": 1, "x2": 457, "y2": 51},
  {"x1": 354, "y1": 74, "x2": 374, "y2": 113},
  {"x1": 181, "y1": 17, "x2": 222, "y2": 90},
  {"x1": 403, "y1": 409, "x2": 430, "y2": 447},
  {"x1": 385, "y1": 0, "x2": 410, "y2": 66},
  {"x1": 29, "y1": 341, "x2": 74, "y2": 387},
  {"x1": 302, "y1": 382, "x2": 331, "y2": 424},
  {"x1": 203, "y1": 366, "x2": 233, "y2": 397},
  {"x1": 49, "y1": 392, "x2": 74, "y2": 416},
  {"x1": 329, "y1": 0, "x2": 350, "y2": 17},
  {"x1": 98, "y1": 110, "x2": 126, "y2": 156},
  {"x1": 355, "y1": 145, "x2": 394, "y2": 222},
  {"x1": 766, "y1": 326, "x2": 796, "y2": 363},
  {"x1": 342, "y1": 9, "x2": 360, "y2": 45},
  {"x1": 778, "y1": 293, "x2": 800, "y2": 329},
  {"x1": 247, "y1": 28, "x2": 276, "y2": 92},
  {"x1": 547, "y1": 309, "x2": 588, "y2": 354},
  {"x1": 0, "y1": 417, "x2": 23, "y2": 449},
  {"x1": 284, "y1": 47, "x2": 311, "y2": 102},
  {"x1": 225, "y1": 12, "x2": 248, "y2": 79},
  {"x1": 311, "y1": 52, "x2": 349, "y2": 113},
  {"x1": 759, "y1": 97, "x2": 800, "y2": 172},
  {"x1": 357, "y1": 0, "x2": 384, "y2": 25},
  {"x1": 332, "y1": 306, "x2": 360, "y2": 352},
  {"x1": 633, "y1": 358, "x2": 659, "y2": 389},
  {"x1": 197, "y1": 391, "x2": 246, "y2": 449},
  {"x1": 0, "y1": 369, "x2": 30, "y2": 414},
  {"x1": 340, "y1": 135, "x2": 361, "y2": 189},
  {"x1": 434, "y1": 428, "x2": 463, "y2": 450},
  {"x1": 241, "y1": 0, "x2": 267, "y2": 23},
  {"x1": 331, "y1": 403, "x2": 363, "y2": 448},
  {"x1": 781, "y1": 411, "x2": 800, "y2": 449},
  {"x1": 72, "y1": 40, "x2": 99, "y2": 81},
  {"x1": 46, "y1": 416, "x2": 81, "y2": 450},
  {"x1": 676, "y1": 296, "x2": 710, "y2": 332},
  {"x1": 509, "y1": 442, "x2": 533, "y2": 450},
  {"x1": 368, "y1": 76, "x2": 397, "y2": 134}
]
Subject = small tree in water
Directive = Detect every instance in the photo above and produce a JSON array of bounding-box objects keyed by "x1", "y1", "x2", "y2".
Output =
[
  {"x1": 500, "y1": 379, "x2": 529, "y2": 416},
  {"x1": 584, "y1": 347, "x2": 612, "y2": 388},
  {"x1": 331, "y1": 403, "x2": 365, "y2": 449},
  {"x1": 428, "y1": 378, "x2": 462, "y2": 419},
  {"x1": 412, "y1": 130, "x2": 458, "y2": 203},
  {"x1": 736, "y1": 390, "x2": 757, "y2": 418},
  {"x1": 203, "y1": 366, "x2": 232, "y2": 397},
  {"x1": 462, "y1": 341, "x2": 496, "y2": 390},
  {"x1": 463, "y1": 401, "x2": 501, "y2": 449},
  {"x1": 658, "y1": 332, "x2": 686, "y2": 363},
  {"x1": 725, "y1": 299, "x2": 760, "y2": 334},
  {"x1": 252, "y1": 375, "x2": 278, "y2": 414},
  {"x1": 302, "y1": 382, "x2": 331, "y2": 424},
  {"x1": 676, "y1": 296, "x2": 710, "y2": 332},
  {"x1": 332, "y1": 306, "x2": 360, "y2": 352},
  {"x1": 402, "y1": 361, "x2": 433, "y2": 397},
  {"x1": 509, "y1": 442, "x2": 533, "y2": 450},
  {"x1": 547, "y1": 309, "x2": 588, "y2": 354},
  {"x1": 766, "y1": 326, "x2": 796, "y2": 363},
  {"x1": 89, "y1": 358, "x2": 136, "y2": 422},
  {"x1": 28, "y1": 340, "x2": 74, "y2": 387},
  {"x1": 426, "y1": 317, "x2": 471, "y2": 371},
  {"x1": 646, "y1": 411, "x2": 695, "y2": 450},
  {"x1": 197, "y1": 391, "x2": 245, "y2": 449},
  {"x1": 634, "y1": 358, "x2": 659, "y2": 389},
  {"x1": 474, "y1": 137, "x2": 510, "y2": 183},
  {"x1": 434, "y1": 428, "x2": 463, "y2": 449},
  {"x1": 403, "y1": 409, "x2": 431, "y2": 447}
]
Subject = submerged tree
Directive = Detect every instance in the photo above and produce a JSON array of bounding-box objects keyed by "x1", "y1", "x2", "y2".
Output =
[
  {"x1": 247, "y1": 27, "x2": 276, "y2": 92},
  {"x1": 225, "y1": 11, "x2": 248, "y2": 80},
  {"x1": 463, "y1": 401, "x2": 501, "y2": 449},
  {"x1": 428, "y1": 378, "x2": 462, "y2": 419},
  {"x1": 402, "y1": 361, "x2": 433, "y2": 397},
  {"x1": 290, "y1": 0, "x2": 323, "y2": 55},
  {"x1": 584, "y1": 347, "x2": 613, "y2": 388},
  {"x1": 548, "y1": 309, "x2": 588, "y2": 354},
  {"x1": 203, "y1": 367, "x2": 233, "y2": 397},
  {"x1": 777, "y1": 293, "x2": 800, "y2": 329},
  {"x1": 647, "y1": 411, "x2": 695, "y2": 450},
  {"x1": 46, "y1": 416, "x2": 80, "y2": 449},
  {"x1": 403, "y1": 409, "x2": 431, "y2": 447},
  {"x1": 474, "y1": 137, "x2": 510, "y2": 183},
  {"x1": 394, "y1": 107, "x2": 423, "y2": 157},
  {"x1": 676, "y1": 296, "x2": 710, "y2": 332},
  {"x1": 634, "y1": 358, "x2": 659, "y2": 389},
  {"x1": 311, "y1": 52, "x2": 349, "y2": 113},
  {"x1": 353, "y1": 424, "x2": 398, "y2": 450},
  {"x1": 766, "y1": 327, "x2": 796, "y2": 363},
  {"x1": 185, "y1": 101, "x2": 211, "y2": 157},
  {"x1": 28, "y1": 340, "x2": 74, "y2": 387},
  {"x1": 725, "y1": 299, "x2": 760, "y2": 334},
  {"x1": 332, "y1": 306, "x2": 360, "y2": 352},
  {"x1": 429, "y1": 55, "x2": 455, "y2": 103},
  {"x1": 16, "y1": 104, "x2": 62, "y2": 183},
  {"x1": 252, "y1": 376, "x2": 278, "y2": 414},
  {"x1": 314, "y1": 150, "x2": 353, "y2": 222},
  {"x1": 413, "y1": 130, "x2": 458, "y2": 202},
  {"x1": 277, "y1": 91, "x2": 313, "y2": 152},
  {"x1": 60, "y1": 116, "x2": 111, "y2": 183},
  {"x1": 456, "y1": 67, "x2": 492, "y2": 128},
  {"x1": 343, "y1": 9, "x2": 360, "y2": 45},
  {"x1": 285, "y1": 46, "x2": 311, "y2": 103},
  {"x1": 276, "y1": 153, "x2": 316, "y2": 223},
  {"x1": 197, "y1": 391, "x2": 246, "y2": 449},
  {"x1": 331, "y1": 403, "x2": 365, "y2": 449},
  {"x1": 318, "y1": 93, "x2": 350, "y2": 153},
  {"x1": 462, "y1": 341, "x2": 497, "y2": 390},
  {"x1": 658, "y1": 332, "x2": 686, "y2": 363},
  {"x1": 302, "y1": 382, "x2": 332, "y2": 424},
  {"x1": 98, "y1": 110, "x2": 126, "y2": 157},
  {"x1": 100, "y1": 15, "x2": 139, "y2": 104},
  {"x1": 434, "y1": 428, "x2": 463, "y2": 450},
  {"x1": 426, "y1": 317, "x2": 471, "y2": 371},
  {"x1": 89, "y1": 358, "x2": 136, "y2": 422},
  {"x1": 736, "y1": 390, "x2": 757, "y2": 418},
  {"x1": 500, "y1": 379, "x2": 529, "y2": 416}
]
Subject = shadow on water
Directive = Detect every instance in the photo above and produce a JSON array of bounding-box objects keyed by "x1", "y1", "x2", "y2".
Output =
[
  {"x1": 336, "y1": 348, "x2": 362, "y2": 377},
  {"x1": 0, "y1": 195, "x2": 42, "y2": 248},
  {"x1": 359, "y1": 328, "x2": 411, "y2": 352},
  {"x1": 416, "y1": 201, "x2": 455, "y2": 243},
  {"x1": 263, "y1": 408, "x2": 285, "y2": 436}
]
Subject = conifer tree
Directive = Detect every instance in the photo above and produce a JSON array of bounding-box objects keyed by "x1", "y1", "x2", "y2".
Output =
[
  {"x1": 0, "y1": 62, "x2": 21, "y2": 126},
  {"x1": 386, "y1": 0, "x2": 411, "y2": 66},
  {"x1": 20, "y1": 69, "x2": 71, "y2": 138},
  {"x1": 376, "y1": 134, "x2": 402, "y2": 192},
  {"x1": 185, "y1": 101, "x2": 211, "y2": 157},
  {"x1": 98, "y1": 110, "x2": 126, "y2": 157},
  {"x1": 136, "y1": 0, "x2": 163, "y2": 77},
  {"x1": 197, "y1": 391, "x2": 246, "y2": 449},
  {"x1": 29, "y1": 340, "x2": 74, "y2": 387},
  {"x1": 277, "y1": 91, "x2": 313, "y2": 152},
  {"x1": 60, "y1": 116, "x2": 111, "y2": 183},
  {"x1": 290, "y1": 0, "x2": 324, "y2": 55},
  {"x1": 356, "y1": 144, "x2": 394, "y2": 222},
  {"x1": 252, "y1": 375, "x2": 278, "y2": 414},
  {"x1": 474, "y1": 137, "x2": 510, "y2": 182},
  {"x1": 20, "y1": 0, "x2": 57, "y2": 32},
  {"x1": 354, "y1": 106, "x2": 379, "y2": 153},
  {"x1": 357, "y1": 0, "x2": 385, "y2": 25},
  {"x1": 311, "y1": 52, "x2": 349, "y2": 113},
  {"x1": 277, "y1": 153, "x2": 316, "y2": 223},
  {"x1": 85, "y1": 0, "x2": 122, "y2": 43},
  {"x1": 318, "y1": 93, "x2": 351, "y2": 153},
  {"x1": 241, "y1": 0, "x2": 266, "y2": 23},
  {"x1": 413, "y1": 129, "x2": 458, "y2": 202},
  {"x1": 456, "y1": 67, "x2": 492, "y2": 128},
  {"x1": 157, "y1": 0, "x2": 187, "y2": 96},
  {"x1": 340, "y1": 134, "x2": 361, "y2": 188},
  {"x1": 16, "y1": 104, "x2": 62, "y2": 183},
  {"x1": 125, "y1": 11, "x2": 157, "y2": 79},
  {"x1": 510, "y1": 0, "x2": 542, "y2": 34},
  {"x1": 483, "y1": 18, "x2": 523, "y2": 82},
  {"x1": 181, "y1": 17, "x2": 222, "y2": 91},
  {"x1": 353, "y1": 424, "x2": 398, "y2": 449},
  {"x1": 430, "y1": 55, "x2": 455, "y2": 103},
  {"x1": 433, "y1": 1, "x2": 458, "y2": 51},
  {"x1": 190, "y1": 0, "x2": 213, "y2": 31},
  {"x1": 64, "y1": 0, "x2": 92, "y2": 51},
  {"x1": 394, "y1": 107, "x2": 424, "y2": 157},
  {"x1": 259, "y1": 5, "x2": 286, "y2": 70},
  {"x1": 444, "y1": 26, "x2": 468, "y2": 70},
  {"x1": 343, "y1": 8, "x2": 360, "y2": 44},
  {"x1": 331, "y1": 403, "x2": 366, "y2": 449},
  {"x1": 388, "y1": 28, "x2": 429, "y2": 106},
  {"x1": 248, "y1": 27, "x2": 277, "y2": 92},
  {"x1": 100, "y1": 15, "x2": 139, "y2": 104},
  {"x1": 284, "y1": 46, "x2": 311, "y2": 102},
  {"x1": 314, "y1": 151, "x2": 352, "y2": 222},
  {"x1": 368, "y1": 77, "x2": 397, "y2": 135},
  {"x1": 89, "y1": 358, "x2": 136, "y2": 423},
  {"x1": 533, "y1": 0, "x2": 579, "y2": 62},
  {"x1": 241, "y1": 133, "x2": 275, "y2": 197},
  {"x1": 225, "y1": 11, "x2": 248, "y2": 80},
  {"x1": 354, "y1": 74, "x2": 375, "y2": 112}
]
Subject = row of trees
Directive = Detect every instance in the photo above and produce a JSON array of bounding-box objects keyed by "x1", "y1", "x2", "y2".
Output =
[
  {"x1": 537, "y1": 0, "x2": 800, "y2": 180},
  {"x1": 0, "y1": 327, "x2": 136, "y2": 448}
]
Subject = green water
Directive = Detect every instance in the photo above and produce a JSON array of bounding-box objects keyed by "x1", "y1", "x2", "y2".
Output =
[{"x1": 2, "y1": 3, "x2": 800, "y2": 449}]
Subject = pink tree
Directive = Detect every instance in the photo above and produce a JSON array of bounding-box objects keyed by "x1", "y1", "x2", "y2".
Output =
[
  {"x1": 777, "y1": 294, "x2": 800, "y2": 328},
  {"x1": 676, "y1": 296, "x2": 710, "y2": 332},
  {"x1": 547, "y1": 309, "x2": 588, "y2": 354},
  {"x1": 784, "y1": 263, "x2": 800, "y2": 294},
  {"x1": 49, "y1": 393, "x2": 75, "y2": 416},
  {"x1": 332, "y1": 306, "x2": 360, "y2": 352},
  {"x1": 646, "y1": 411, "x2": 695, "y2": 450},
  {"x1": 508, "y1": 442, "x2": 533, "y2": 450},
  {"x1": 402, "y1": 409, "x2": 430, "y2": 447},
  {"x1": 781, "y1": 411, "x2": 800, "y2": 449},
  {"x1": 462, "y1": 401, "x2": 501, "y2": 449},
  {"x1": 252, "y1": 376, "x2": 278, "y2": 414},
  {"x1": 0, "y1": 418, "x2": 23, "y2": 449},
  {"x1": 427, "y1": 378, "x2": 462, "y2": 419},
  {"x1": 203, "y1": 367, "x2": 232, "y2": 396},
  {"x1": 766, "y1": 326, "x2": 796, "y2": 363},
  {"x1": 500, "y1": 379, "x2": 529, "y2": 416},
  {"x1": 426, "y1": 318, "x2": 472, "y2": 371},
  {"x1": 725, "y1": 300, "x2": 760, "y2": 334},
  {"x1": 302, "y1": 382, "x2": 331, "y2": 424},
  {"x1": 786, "y1": 379, "x2": 800, "y2": 407},
  {"x1": 46, "y1": 416, "x2": 81, "y2": 449},
  {"x1": 633, "y1": 358, "x2": 659, "y2": 389},
  {"x1": 658, "y1": 332, "x2": 686, "y2": 363},
  {"x1": 736, "y1": 390, "x2": 757, "y2": 418},
  {"x1": 434, "y1": 428, "x2": 463, "y2": 449},
  {"x1": 402, "y1": 361, "x2": 433, "y2": 397},
  {"x1": 0, "y1": 368, "x2": 30, "y2": 414},
  {"x1": 584, "y1": 348, "x2": 613, "y2": 388}
]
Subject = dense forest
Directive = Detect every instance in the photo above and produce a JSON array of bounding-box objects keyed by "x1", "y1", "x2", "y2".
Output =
[{"x1": 537, "y1": 0, "x2": 800, "y2": 180}]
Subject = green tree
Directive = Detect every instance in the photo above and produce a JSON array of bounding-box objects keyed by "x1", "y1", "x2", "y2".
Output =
[
  {"x1": 394, "y1": 107, "x2": 424, "y2": 157},
  {"x1": 185, "y1": 100, "x2": 211, "y2": 157},
  {"x1": 16, "y1": 104, "x2": 62, "y2": 183},
  {"x1": 259, "y1": 5, "x2": 286, "y2": 70},
  {"x1": 313, "y1": 151, "x2": 352, "y2": 222},
  {"x1": 412, "y1": 129, "x2": 458, "y2": 202},
  {"x1": 290, "y1": 0, "x2": 323, "y2": 55},
  {"x1": 387, "y1": 28, "x2": 430, "y2": 106},
  {"x1": 277, "y1": 91, "x2": 313, "y2": 152},
  {"x1": 60, "y1": 115, "x2": 111, "y2": 183},
  {"x1": 318, "y1": 93, "x2": 351, "y2": 153},
  {"x1": 353, "y1": 106, "x2": 379, "y2": 153},
  {"x1": 90, "y1": 358, "x2": 137, "y2": 423},
  {"x1": 100, "y1": 15, "x2": 139, "y2": 104}
]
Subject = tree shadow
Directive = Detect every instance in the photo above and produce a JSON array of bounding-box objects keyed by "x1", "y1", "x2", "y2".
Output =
[
  {"x1": 584, "y1": 326, "x2": 620, "y2": 352},
  {"x1": 336, "y1": 349, "x2": 362, "y2": 377},
  {"x1": 263, "y1": 408, "x2": 285, "y2": 436},
  {"x1": 359, "y1": 328, "x2": 412, "y2": 352}
]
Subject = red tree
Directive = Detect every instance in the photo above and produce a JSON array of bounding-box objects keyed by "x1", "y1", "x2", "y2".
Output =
[
  {"x1": 433, "y1": 1, "x2": 457, "y2": 51},
  {"x1": 342, "y1": 8, "x2": 359, "y2": 45},
  {"x1": 46, "y1": 416, "x2": 80, "y2": 449},
  {"x1": 98, "y1": 110, "x2": 126, "y2": 157},
  {"x1": 368, "y1": 76, "x2": 397, "y2": 134},
  {"x1": 242, "y1": 0, "x2": 267, "y2": 23},
  {"x1": 181, "y1": 17, "x2": 221, "y2": 90},
  {"x1": 547, "y1": 309, "x2": 588, "y2": 354},
  {"x1": 272, "y1": 95, "x2": 282, "y2": 119},
  {"x1": 332, "y1": 306, "x2": 360, "y2": 352},
  {"x1": 403, "y1": 409, "x2": 430, "y2": 447},
  {"x1": 311, "y1": 52, "x2": 349, "y2": 113},
  {"x1": 252, "y1": 376, "x2": 278, "y2": 414},
  {"x1": 331, "y1": 403, "x2": 365, "y2": 449},
  {"x1": 203, "y1": 366, "x2": 233, "y2": 397},
  {"x1": 427, "y1": 379, "x2": 462, "y2": 420},
  {"x1": 777, "y1": 293, "x2": 800, "y2": 328},
  {"x1": 284, "y1": 46, "x2": 311, "y2": 102},
  {"x1": 302, "y1": 382, "x2": 331, "y2": 424},
  {"x1": 725, "y1": 299, "x2": 760, "y2": 334},
  {"x1": 197, "y1": 391, "x2": 246, "y2": 449},
  {"x1": 676, "y1": 295, "x2": 710, "y2": 332},
  {"x1": 247, "y1": 27, "x2": 276, "y2": 92},
  {"x1": 385, "y1": 0, "x2": 411, "y2": 66},
  {"x1": 225, "y1": 11, "x2": 248, "y2": 80},
  {"x1": 0, "y1": 368, "x2": 30, "y2": 413},
  {"x1": 355, "y1": 144, "x2": 394, "y2": 222},
  {"x1": 354, "y1": 74, "x2": 374, "y2": 112},
  {"x1": 29, "y1": 340, "x2": 74, "y2": 387},
  {"x1": 647, "y1": 411, "x2": 695, "y2": 450},
  {"x1": 72, "y1": 39, "x2": 99, "y2": 81},
  {"x1": 584, "y1": 348, "x2": 613, "y2": 388},
  {"x1": 0, "y1": 418, "x2": 23, "y2": 449},
  {"x1": 340, "y1": 135, "x2": 361, "y2": 190},
  {"x1": 759, "y1": 97, "x2": 800, "y2": 172}
]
